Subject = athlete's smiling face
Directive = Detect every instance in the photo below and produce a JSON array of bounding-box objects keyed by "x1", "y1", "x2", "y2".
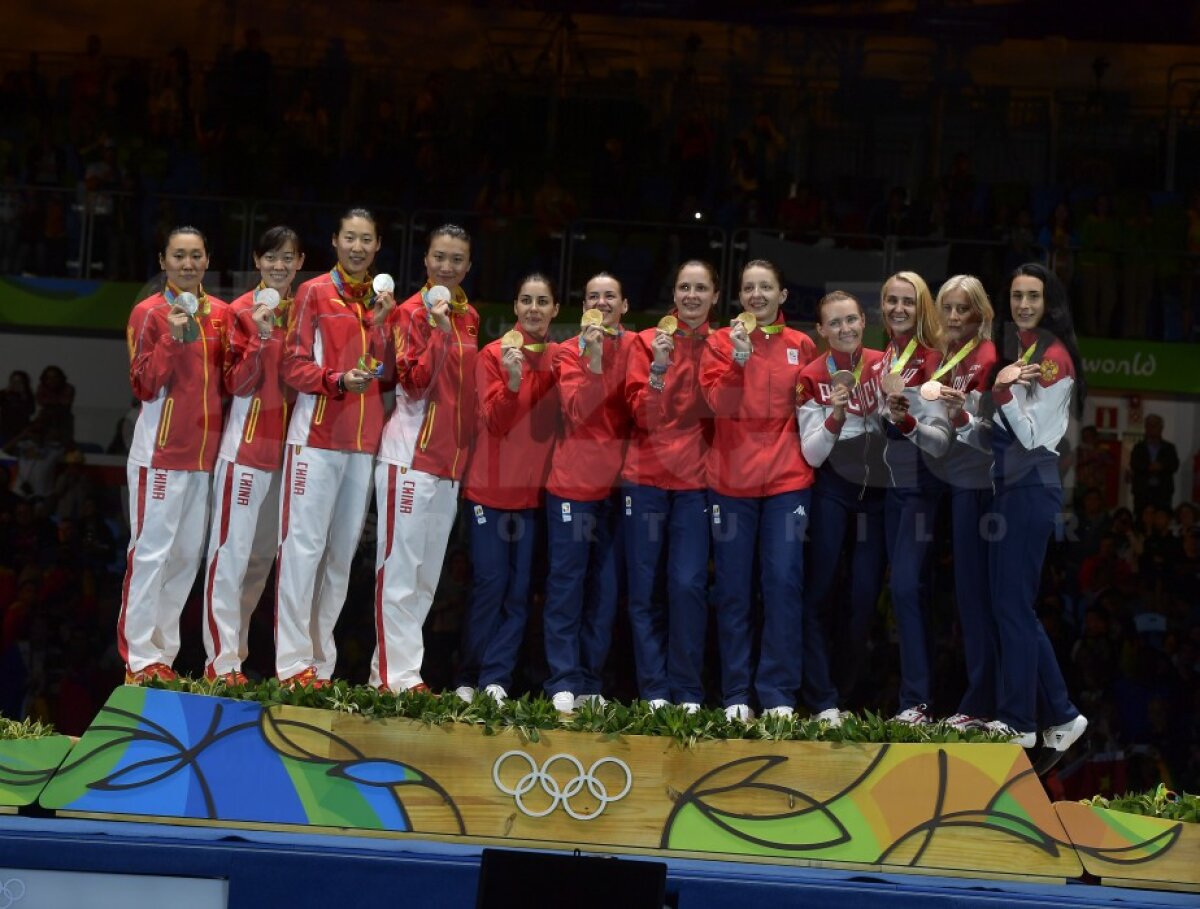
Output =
[
  {"x1": 425, "y1": 235, "x2": 471, "y2": 293},
  {"x1": 254, "y1": 240, "x2": 304, "y2": 296},
  {"x1": 739, "y1": 265, "x2": 786, "y2": 325},
  {"x1": 332, "y1": 216, "x2": 379, "y2": 280},
  {"x1": 514, "y1": 279, "x2": 558, "y2": 338},
  {"x1": 817, "y1": 297, "x2": 864, "y2": 354},
  {"x1": 583, "y1": 275, "x2": 628, "y2": 330},
  {"x1": 881, "y1": 278, "x2": 917, "y2": 337},
  {"x1": 1010, "y1": 275, "x2": 1045, "y2": 331},
  {"x1": 673, "y1": 263, "x2": 717, "y2": 329}
]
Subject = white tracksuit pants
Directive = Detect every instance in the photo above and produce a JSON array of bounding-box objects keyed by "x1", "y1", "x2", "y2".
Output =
[
  {"x1": 118, "y1": 463, "x2": 211, "y2": 672},
  {"x1": 275, "y1": 445, "x2": 374, "y2": 679},
  {"x1": 202, "y1": 458, "x2": 280, "y2": 676},
  {"x1": 369, "y1": 462, "x2": 458, "y2": 691}
]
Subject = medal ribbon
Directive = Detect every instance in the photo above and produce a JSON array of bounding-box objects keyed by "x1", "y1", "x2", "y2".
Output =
[
  {"x1": 165, "y1": 282, "x2": 210, "y2": 317},
  {"x1": 886, "y1": 337, "x2": 918, "y2": 374},
  {"x1": 931, "y1": 337, "x2": 979, "y2": 382},
  {"x1": 1018, "y1": 340, "x2": 1037, "y2": 363},
  {"x1": 330, "y1": 264, "x2": 373, "y2": 303},
  {"x1": 826, "y1": 351, "x2": 865, "y2": 385},
  {"x1": 760, "y1": 323, "x2": 786, "y2": 335}
]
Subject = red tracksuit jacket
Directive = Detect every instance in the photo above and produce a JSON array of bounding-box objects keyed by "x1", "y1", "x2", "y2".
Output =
[
  {"x1": 379, "y1": 285, "x2": 480, "y2": 480},
  {"x1": 218, "y1": 288, "x2": 296, "y2": 471},
  {"x1": 621, "y1": 319, "x2": 712, "y2": 490},
  {"x1": 699, "y1": 315, "x2": 818, "y2": 497},
  {"x1": 282, "y1": 267, "x2": 388, "y2": 455},
  {"x1": 463, "y1": 326, "x2": 560, "y2": 510},
  {"x1": 127, "y1": 288, "x2": 229, "y2": 472}
]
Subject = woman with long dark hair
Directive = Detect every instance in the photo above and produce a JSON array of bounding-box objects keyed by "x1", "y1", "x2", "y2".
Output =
[{"x1": 985, "y1": 262, "x2": 1088, "y2": 754}]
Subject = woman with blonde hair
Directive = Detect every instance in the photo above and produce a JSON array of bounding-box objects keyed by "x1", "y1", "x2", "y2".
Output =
[
  {"x1": 873, "y1": 270, "x2": 951, "y2": 724},
  {"x1": 927, "y1": 274, "x2": 999, "y2": 730}
]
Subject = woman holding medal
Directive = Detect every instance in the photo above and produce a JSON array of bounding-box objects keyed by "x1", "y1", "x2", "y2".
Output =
[
  {"x1": 201, "y1": 226, "x2": 305, "y2": 685},
  {"x1": 874, "y1": 271, "x2": 951, "y2": 725},
  {"x1": 699, "y1": 259, "x2": 817, "y2": 721},
  {"x1": 796, "y1": 290, "x2": 886, "y2": 724},
  {"x1": 119, "y1": 226, "x2": 228, "y2": 684},
  {"x1": 985, "y1": 263, "x2": 1088, "y2": 754},
  {"x1": 278, "y1": 208, "x2": 392, "y2": 689},
  {"x1": 925, "y1": 275, "x2": 999, "y2": 730},
  {"x1": 456, "y1": 274, "x2": 560, "y2": 704},
  {"x1": 372, "y1": 224, "x2": 479, "y2": 694},
  {"x1": 542, "y1": 272, "x2": 634, "y2": 712},
  {"x1": 622, "y1": 260, "x2": 718, "y2": 710}
]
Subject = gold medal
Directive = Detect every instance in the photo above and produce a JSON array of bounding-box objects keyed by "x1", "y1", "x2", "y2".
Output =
[
  {"x1": 735, "y1": 311, "x2": 757, "y2": 333},
  {"x1": 581, "y1": 309, "x2": 604, "y2": 328},
  {"x1": 996, "y1": 364, "x2": 1023, "y2": 386},
  {"x1": 501, "y1": 330, "x2": 524, "y2": 349},
  {"x1": 830, "y1": 369, "x2": 856, "y2": 390},
  {"x1": 881, "y1": 373, "x2": 906, "y2": 396},
  {"x1": 657, "y1": 315, "x2": 678, "y2": 334},
  {"x1": 919, "y1": 380, "x2": 942, "y2": 401}
]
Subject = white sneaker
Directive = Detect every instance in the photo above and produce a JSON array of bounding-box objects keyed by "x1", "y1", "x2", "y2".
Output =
[
  {"x1": 453, "y1": 685, "x2": 475, "y2": 703},
  {"x1": 892, "y1": 704, "x2": 934, "y2": 726},
  {"x1": 573, "y1": 693, "x2": 608, "y2": 709},
  {"x1": 483, "y1": 684, "x2": 507, "y2": 706},
  {"x1": 552, "y1": 690, "x2": 576, "y2": 713},
  {"x1": 1043, "y1": 714, "x2": 1088, "y2": 752},
  {"x1": 813, "y1": 707, "x2": 846, "y2": 728},
  {"x1": 647, "y1": 698, "x2": 670, "y2": 710},
  {"x1": 984, "y1": 720, "x2": 1036, "y2": 749},
  {"x1": 679, "y1": 702, "x2": 701, "y2": 714},
  {"x1": 763, "y1": 706, "x2": 794, "y2": 719},
  {"x1": 724, "y1": 704, "x2": 754, "y2": 722},
  {"x1": 945, "y1": 712, "x2": 986, "y2": 732}
]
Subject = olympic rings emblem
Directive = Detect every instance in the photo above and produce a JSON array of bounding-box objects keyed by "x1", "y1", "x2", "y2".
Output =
[
  {"x1": 0, "y1": 878, "x2": 26, "y2": 909},
  {"x1": 492, "y1": 751, "x2": 633, "y2": 821}
]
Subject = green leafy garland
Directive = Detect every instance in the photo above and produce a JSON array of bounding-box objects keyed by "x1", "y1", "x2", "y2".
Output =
[
  {"x1": 150, "y1": 676, "x2": 1008, "y2": 747},
  {"x1": 1084, "y1": 784, "x2": 1200, "y2": 823},
  {"x1": 0, "y1": 716, "x2": 58, "y2": 740}
]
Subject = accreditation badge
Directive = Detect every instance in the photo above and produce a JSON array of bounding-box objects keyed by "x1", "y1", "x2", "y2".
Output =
[
  {"x1": 474, "y1": 504, "x2": 486, "y2": 525},
  {"x1": 625, "y1": 495, "x2": 632, "y2": 516},
  {"x1": 561, "y1": 502, "x2": 572, "y2": 523},
  {"x1": 712, "y1": 504, "x2": 722, "y2": 526}
]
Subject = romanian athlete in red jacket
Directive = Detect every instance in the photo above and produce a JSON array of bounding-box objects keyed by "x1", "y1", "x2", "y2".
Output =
[
  {"x1": 542, "y1": 273, "x2": 634, "y2": 712},
  {"x1": 621, "y1": 260, "x2": 718, "y2": 711},
  {"x1": 118, "y1": 226, "x2": 228, "y2": 684},
  {"x1": 795, "y1": 291, "x2": 886, "y2": 726},
  {"x1": 276, "y1": 208, "x2": 393, "y2": 689},
  {"x1": 872, "y1": 271, "x2": 951, "y2": 727},
  {"x1": 371, "y1": 224, "x2": 479, "y2": 693},
  {"x1": 699, "y1": 259, "x2": 818, "y2": 720},
  {"x1": 457, "y1": 274, "x2": 561, "y2": 704},
  {"x1": 201, "y1": 226, "x2": 305, "y2": 685}
]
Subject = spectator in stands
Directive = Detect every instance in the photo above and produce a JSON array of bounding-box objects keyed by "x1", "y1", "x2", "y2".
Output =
[
  {"x1": 34, "y1": 365, "x2": 74, "y2": 443},
  {"x1": 1039, "y1": 202, "x2": 1076, "y2": 292},
  {"x1": 1078, "y1": 195, "x2": 1119, "y2": 337},
  {"x1": 1129, "y1": 414, "x2": 1180, "y2": 515},
  {"x1": 0, "y1": 370, "x2": 34, "y2": 446}
]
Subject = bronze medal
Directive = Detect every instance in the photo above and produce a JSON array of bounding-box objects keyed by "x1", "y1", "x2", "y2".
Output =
[
  {"x1": 830, "y1": 369, "x2": 856, "y2": 390},
  {"x1": 881, "y1": 373, "x2": 906, "y2": 396},
  {"x1": 996, "y1": 363, "x2": 1023, "y2": 386}
]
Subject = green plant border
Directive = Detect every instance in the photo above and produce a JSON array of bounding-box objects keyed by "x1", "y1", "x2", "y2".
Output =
[
  {"x1": 145, "y1": 677, "x2": 1010, "y2": 748},
  {"x1": 0, "y1": 716, "x2": 58, "y2": 741},
  {"x1": 1083, "y1": 785, "x2": 1200, "y2": 824}
]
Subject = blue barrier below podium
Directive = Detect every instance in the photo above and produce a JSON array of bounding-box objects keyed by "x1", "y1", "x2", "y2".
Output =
[{"x1": 0, "y1": 816, "x2": 1194, "y2": 909}]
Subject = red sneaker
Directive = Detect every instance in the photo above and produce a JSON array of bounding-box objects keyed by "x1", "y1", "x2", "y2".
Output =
[
  {"x1": 205, "y1": 667, "x2": 250, "y2": 686},
  {"x1": 124, "y1": 663, "x2": 177, "y2": 685},
  {"x1": 279, "y1": 667, "x2": 319, "y2": 690}
]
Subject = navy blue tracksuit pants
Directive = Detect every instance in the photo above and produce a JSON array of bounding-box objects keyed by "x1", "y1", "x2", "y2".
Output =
[
  {"x1": 543, "y1": 492, "x2": 620, "y2": 697},
  {"x1": 989, "y1": 481, "x2": 1077, "y2": 733},
  {"x1": 709, "y1": 488, "x2": 811, "y2": 710},
  {"x1": 802, "y1": 473, "x2": 885, "y2": 713},
  {"x1": 623, "y1": 484, "x2": 710, "y2": 704},
  {"x1": 946, "y1": 484, "x2": 999, "y2": 718},
  {"x1": 885, "y1": 484, "x2": 941, "y2": 711}
]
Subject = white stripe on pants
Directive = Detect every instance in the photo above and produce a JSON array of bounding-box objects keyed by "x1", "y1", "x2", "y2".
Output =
[
  {"x1": 275, "y1": 445, "x2": 374, "y2": 679},
  {"x1": 370, "y1": 463, "x2": 458, "y2": 691},
  {"x1": 118, "y1": 463, "x2": 211, "y2": 672},
  {"x1": 202, "y1": 458, "x2": 280, "y2": 675}
]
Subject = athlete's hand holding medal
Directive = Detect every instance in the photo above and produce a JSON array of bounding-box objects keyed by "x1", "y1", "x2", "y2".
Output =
[
  {"x1": 425, "y1": 284, "x2": 453, "y2": 333},
  {"x1": 729, "y1": 311, "x2": 755, "y2": 365},
  {"x1": 828, "y1": 369, "x2": 854, "y2": 422},
  {"x1": 252, "y1": 287, "x2": 280, "y2": 340},
  {"x1": 500, "y1": 329, "x2": 526, "y2": 389},
  {"x1": 579, "y1": 308, "x2": 606, "y2": 369},
  {"x1": 372, "y1": 273, "x2": 396, "y2": 326},
  {"x1": 992, "y1": 360, "x2": 1041, "y2": 394},
  {"x1": 169, "y1": 291, "x2": 201, "y2": 343},
  {"x1": 651, "y1": 315, "x2": 677, "y2": 367}
]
